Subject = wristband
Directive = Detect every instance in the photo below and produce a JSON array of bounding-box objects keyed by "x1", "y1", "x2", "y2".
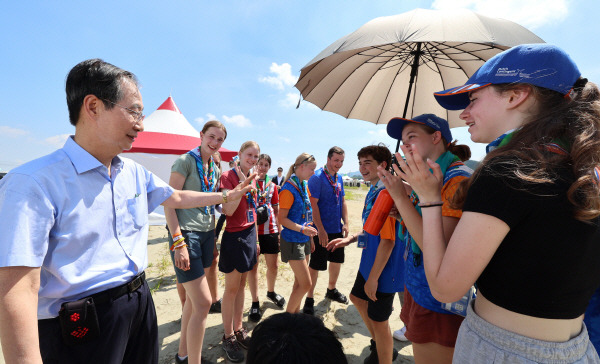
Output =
[
  {"x1": 222, "y1": 190, "x2": 228, "y2": 203},
  {"x1": 418, "y1": 201, "x2": 443, "y2": 207},
  {"x1": 300, "y1": 226, "x2": 304, "y2": 234}
]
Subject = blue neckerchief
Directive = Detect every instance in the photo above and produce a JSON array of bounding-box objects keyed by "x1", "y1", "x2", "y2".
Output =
[
  {"x1": 187, "y1": 148, "x2": 216, "y2": 215},
  {"x1": 287, "y1": 174, "x2": 312, "y2": 216},
  {"x1": 362, "y1": 180, "x2": 384, "y2": 225},
  {"x1": 485, "y1": 129, "x2": 517, "y2": 154}
]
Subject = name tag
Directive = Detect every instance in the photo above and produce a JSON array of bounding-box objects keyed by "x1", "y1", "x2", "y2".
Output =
[
  {"x1": 306, "y1": 211, "x2": 313, "y2": 223},
  {"x1": 247, "y1": 209, "x2": 255, "y2": 223},
  {"x1": 357, "y1": 232, "x2": 367, "y2": 249}
]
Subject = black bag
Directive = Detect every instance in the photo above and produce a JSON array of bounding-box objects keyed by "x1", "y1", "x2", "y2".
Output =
[
  {"x1": 58, "y1": 296, "x2": 100, "y2": 345},
  {"x1": 256, "y1": 205, "x2": 269, "y2": 225}
]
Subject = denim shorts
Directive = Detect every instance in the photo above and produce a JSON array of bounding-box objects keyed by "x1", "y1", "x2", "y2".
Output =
[
  {"x1": 169, "y1": 230, "x2": 215, "y2": 284},
  {"x1": 454, "y1": 301, "x2": 600, "y2": 363}
]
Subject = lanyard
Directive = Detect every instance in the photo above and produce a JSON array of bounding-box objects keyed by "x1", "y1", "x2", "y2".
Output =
[
  {"x1": 323, "y1": 165, "x2": 340, "y2": 203},
  {"x1": 286, "y1": 175, "x2": 311, "y2": 216}
]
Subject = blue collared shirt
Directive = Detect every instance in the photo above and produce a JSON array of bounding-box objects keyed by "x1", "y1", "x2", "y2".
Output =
[{"x1": 0, "y1": 137, "x2": 173, "y2": 319}]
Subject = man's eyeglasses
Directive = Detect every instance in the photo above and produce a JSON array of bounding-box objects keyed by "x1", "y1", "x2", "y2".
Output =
[{"x1": 102, "y1": 99, "x2": 145, "y2": 124}]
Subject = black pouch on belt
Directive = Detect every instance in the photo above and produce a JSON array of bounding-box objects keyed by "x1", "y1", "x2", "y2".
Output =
[{"x1": 58, "y1": 296, "x2": 100, "y2": 345}]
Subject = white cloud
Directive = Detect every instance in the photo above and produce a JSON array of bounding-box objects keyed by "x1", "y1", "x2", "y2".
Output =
[
  {"x1": 0, "y1": 126, "x2": 29, "y2": 138},
  {"x1": 222, "y1": 114, "x2": 252, "y2": 128},
  {"x1": 268, "y1": 120, "x2": 278, "y2": 127},
  {"x1": 44, "y1": 134, "x2": 70, "y2": 148},
  {"x1": 280, "y1": 93, "x2": 301, "y2": 108},
  {"x1": 368, "y1": 129, "x2": 387, "y2": 136},
  {"x1": 194, "y1": 113, "x2": 219, "y2": 127},
  {"x1": 259, "y1": 63, "x2": 298, "y2": 91},
  {"x1": 278, "y1": 136, "x2": 291, "y2": 143},
  {"x1": 431, "y1": 0, "x2": 570, "y2": 29}
]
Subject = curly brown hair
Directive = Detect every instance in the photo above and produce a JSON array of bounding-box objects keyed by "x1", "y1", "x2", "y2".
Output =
[{"x1": 451, "y1": 78, "x2": 600, "y2": 221}]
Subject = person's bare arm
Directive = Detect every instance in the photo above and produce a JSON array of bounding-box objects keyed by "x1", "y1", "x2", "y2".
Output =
[
  {"x1": 163, "y1": 173, "x2": 256, "y2": 210},
  {"x1": 0, "y1": 266, "x2": 42, "y2": 363},
  {"x1": 273, "y1": 205, "x2": 281, "y2": 235},
  {"x1": 341, "y1": 196, "x2": 349, "y2": 238},
  {"x1": 309, "y1": 196, "x2": 328, "y2": 246}
]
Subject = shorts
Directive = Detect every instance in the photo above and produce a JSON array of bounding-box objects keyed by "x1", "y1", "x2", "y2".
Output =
[
  {"x1": 258, "y1": 233, "x2": 280, "y2": 254},
  {"x1": 350, "y1": 271, "x2": 395, "y2": 322},
  {"x1": 280, "y1": 236, "x2": 311, "y2": 262},
  {"x1": 218, "y1": 225, "x2": 257, "y2": 274},
  {"x1": 400, "y1": 287, "x2": 464, "y2": 347},
  {"x1": 169, "y1": 230, "x2": 215, "y2": 283},
  {"x1": 453, "y1": 301, "x2": 600, "y2": 363},
  {"x1": 309, "y1": 232, "x2": 345, "y2": 270}
]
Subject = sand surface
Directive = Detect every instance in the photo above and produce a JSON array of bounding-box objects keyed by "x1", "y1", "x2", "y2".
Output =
[{"x1": 149, "y1": 186, "x2": 415, "y2": 363}]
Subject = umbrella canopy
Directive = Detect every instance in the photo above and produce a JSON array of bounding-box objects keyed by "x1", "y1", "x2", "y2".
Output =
[{"x1": 295, "y1": 8, "x2": 544, "y2": 129}]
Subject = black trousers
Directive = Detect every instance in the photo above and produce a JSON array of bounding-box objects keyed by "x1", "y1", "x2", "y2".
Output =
[{"x1": 38, "y1": 280, "x2": 158, "y2": 364}]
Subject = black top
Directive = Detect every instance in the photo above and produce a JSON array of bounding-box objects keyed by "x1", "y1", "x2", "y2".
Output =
[{"x1": 463, "y1": 157, "x2": 600, "y2": 319}]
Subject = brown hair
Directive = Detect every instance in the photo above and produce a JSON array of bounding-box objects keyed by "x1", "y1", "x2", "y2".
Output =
[
  {"x1": 239, "y1": 141, "x2": 260, "y2": 155},
  {"x1": 451, "y1": 79, "x2": 600, "y2": 221},
  {"x1": 357, "y1": 144, "x2": 392, "y2": 170},
  {"x1": 328, "y1": 146, "x2": 345, "y2": 158},
  {"x1": 284, "y1": 153, "x2": 316, "y2": 183},
  {"x1": 201, "y1": 120, "x2": 227, "y2": 140}
]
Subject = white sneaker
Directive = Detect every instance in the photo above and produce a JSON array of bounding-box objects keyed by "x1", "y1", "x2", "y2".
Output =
[{"x1": 393, "y1": 326, "x2": 409, "y2": 342}]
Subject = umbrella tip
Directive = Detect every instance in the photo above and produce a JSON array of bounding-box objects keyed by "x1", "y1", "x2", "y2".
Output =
[{"x1": 296, "y1": 92, "x2": 302, "y2": 109}]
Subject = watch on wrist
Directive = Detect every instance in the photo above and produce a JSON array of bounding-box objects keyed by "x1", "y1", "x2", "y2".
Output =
[{"x1": 222, "y1": 190, "x2": 228, "y2": 203}]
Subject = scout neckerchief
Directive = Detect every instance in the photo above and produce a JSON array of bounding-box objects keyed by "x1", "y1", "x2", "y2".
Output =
[
  {"x1": 406, "y1": 151, "x2": 463, "y2": 260},
  {"x1": 187, "y1": 147, "x2": 216, "y2": 214},
  {"x1": 258, "y1": 175, "x2": 271, "y2": 205},
  {"x1": 286, "y1": 174, "x2": 312, "y2": 220},
  {"x1": 487, "y1": 129, "x2": 570, "y2": 156},
  {"x1": 323, "y1": 165, "x2": 340, "y2": 205},
  {"x1": 362, "y1": 180, "x2": 384, "y2": 225}
]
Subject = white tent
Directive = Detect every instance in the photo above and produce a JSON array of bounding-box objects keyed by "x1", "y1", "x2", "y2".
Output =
[{"x1": 122, "y1": 96, "x2": 236, "y2": 224}]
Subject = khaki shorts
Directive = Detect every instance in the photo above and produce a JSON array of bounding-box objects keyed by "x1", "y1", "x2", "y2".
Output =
[{"x1": 280, "y1": 236, "x2": 311, "y2": 262}]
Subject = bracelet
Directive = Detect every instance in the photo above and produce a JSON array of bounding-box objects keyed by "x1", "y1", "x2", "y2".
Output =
[
  {"x1": 418, "y1": 201, "x2": 443, "y2": 207},
  {"x1": 172, "y1": 233, "x2": 183, "y2": 241},
  {"x1": 170, "y1": 237, "x2": 186, "y2": 251},
  {"x1": 300, "y1": 226, "x2": 304, "y2": 234},
  {"x1": 419, "y1": 202, "x2": 443, "y2": 208},
  {"x1": 174, "y1": 243, "x2": 187, "y2": 250},
  {"x1": 222, "y1": 190, "x2": 228, "y2": 203}
]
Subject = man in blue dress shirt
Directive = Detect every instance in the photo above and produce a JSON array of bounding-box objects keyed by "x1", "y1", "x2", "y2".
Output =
[{"x1": 0, "y1": 59, "x2": 252, "y2": 364}]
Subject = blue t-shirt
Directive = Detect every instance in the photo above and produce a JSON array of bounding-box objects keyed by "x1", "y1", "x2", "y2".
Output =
[
  {"x1": 307, "y1": 168, "x2": 344, "y2": 234},
  {"x1": 280, "y1": 180, "x2": 311, "y2": 243}
]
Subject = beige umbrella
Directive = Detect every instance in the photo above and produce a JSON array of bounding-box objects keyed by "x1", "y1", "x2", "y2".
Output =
[{"x1": 295, "y1": 8, "x2": 544, "y2": 136}]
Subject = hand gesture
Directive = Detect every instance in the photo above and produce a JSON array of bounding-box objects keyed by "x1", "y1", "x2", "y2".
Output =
[
  {"x1": 364, "y1": 277, "x2": 378, "y2": 301},
  {"x1": 327, "y1": 237, "x2": 351, "y2": 252},
  {"x1": 175, "y1": 247, "x2": 190, "y2": 271},
  {"x1": 378, "y1": 146, "x2": 443, "y2": 203},
  {"x1": 227, "y1": 172, "x2": 258, "y2": 201},
  {"x1": 342, "y1": 223, "x2": 349, "y2": 238},
  {"x1": 301, "y1": 224, "x2": 318, "y2": 238},
  {"x1": 317, "y1": 229, "x2": 329, "y2": 247}
]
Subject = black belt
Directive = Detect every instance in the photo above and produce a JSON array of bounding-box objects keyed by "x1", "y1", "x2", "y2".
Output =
[{"x1": 90, "y1": 271, "x2": 146, "y2": 305}]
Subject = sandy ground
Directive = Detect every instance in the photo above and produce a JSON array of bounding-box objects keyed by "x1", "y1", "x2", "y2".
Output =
[
  {"x1": 0, "y1": 187, "x2": 414, "y2": 364},
  {"x1": 149, "y1": 187, "x2": 415, "y2": 364}
]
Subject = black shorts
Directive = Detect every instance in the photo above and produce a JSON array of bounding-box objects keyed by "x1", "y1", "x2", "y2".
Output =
[
  {"x1": 258, "y1": 233, "x2": 280, "y2": 254},
  {"x1": 309, "y1": 232, "x2": 344, "y2": 270},
  {"x1": 219, "y1": 225, "x2": 257, "y2": 274},
  {"x1": 350, "y1": 271, "x2": 395, "y2": 322}
]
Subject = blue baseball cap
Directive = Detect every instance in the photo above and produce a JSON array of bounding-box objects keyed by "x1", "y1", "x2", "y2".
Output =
[
  {"x1": 434, "y1": 44, "x2": 581, "y2": 110},
  {"x1": 387, "y1": 114, "x2": 453, "y2": 145}
]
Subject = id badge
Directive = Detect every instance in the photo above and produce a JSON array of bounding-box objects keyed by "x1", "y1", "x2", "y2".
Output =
[
  {"x1": 357, "y1": 232, "x2": 367, "y2": 249},
  {"x1": 306, "y1": 211, "x2": 313, "y2": 223},
  {"x1": 247, "y1": 209, "x2": 255, "y2": 223}
]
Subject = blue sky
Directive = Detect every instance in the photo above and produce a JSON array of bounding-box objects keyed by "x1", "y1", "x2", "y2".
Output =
[{"x1": 2, "y1": 0, "x2": 599, "y2": 174}]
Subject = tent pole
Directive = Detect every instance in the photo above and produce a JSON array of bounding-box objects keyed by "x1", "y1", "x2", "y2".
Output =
[{"x1": 395, "y1": 42, "x2": 423, "y2": 152}]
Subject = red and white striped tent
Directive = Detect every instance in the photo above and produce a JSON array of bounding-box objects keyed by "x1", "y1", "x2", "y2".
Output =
[{"x1": 122, "y1": 96, "x2": 236, "y2": 224}]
